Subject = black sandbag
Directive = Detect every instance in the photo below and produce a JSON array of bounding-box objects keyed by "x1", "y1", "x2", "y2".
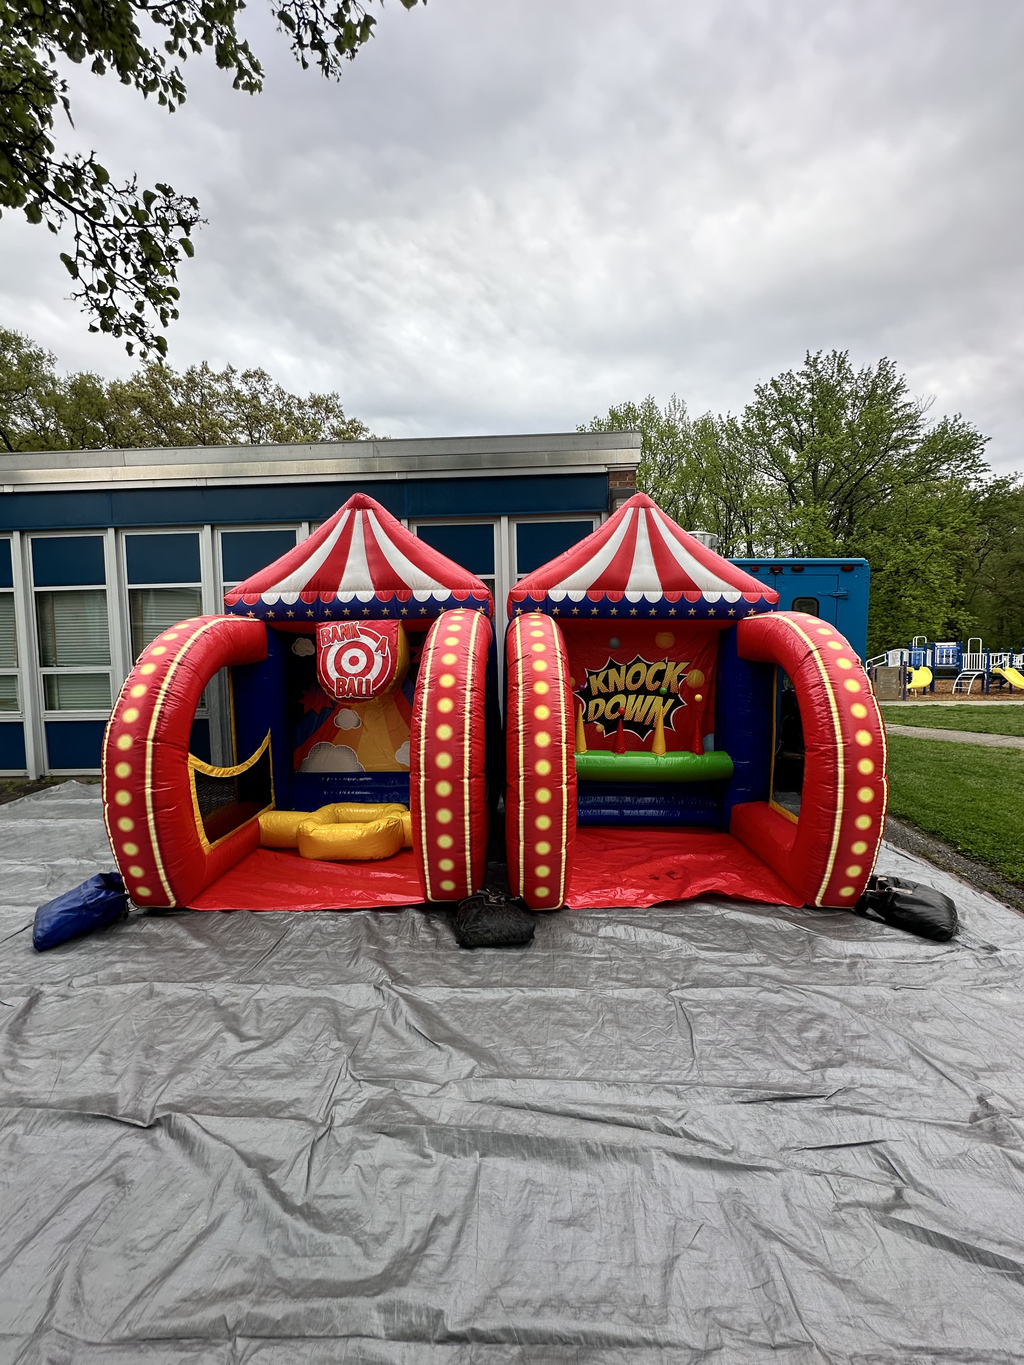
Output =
[
  {"x1": 33, "y1": 872, "x2": 129, "y2": 951},
  {"x1": 855, "y1": 874, "x2": 958, "y2": 941},
  {"x1": 454, "y1": 888, "x2": 536, "y2": 949}
]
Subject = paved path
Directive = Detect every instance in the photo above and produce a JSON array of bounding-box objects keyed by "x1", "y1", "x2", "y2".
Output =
[{"x1": 885, "y1": 723, "x2": 1024, "y2": 749}]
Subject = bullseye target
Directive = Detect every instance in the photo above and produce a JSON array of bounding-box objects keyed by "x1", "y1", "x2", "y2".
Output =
[{"x1": 316, "y1": 620, "x2": 408, "y2": 701}]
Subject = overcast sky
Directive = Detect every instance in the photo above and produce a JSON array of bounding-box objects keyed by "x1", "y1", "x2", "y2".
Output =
[{"x1": 3, "y1": 0, "x2": 1021, "y2": 473}]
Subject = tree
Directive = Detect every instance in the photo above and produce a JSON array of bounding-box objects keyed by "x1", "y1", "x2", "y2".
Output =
[
  {"x1": 0, "y1": 324, "x2": 369, "y2": 451},
  {"x1": 585, "y1": 351, "x2": 1022, "y2": 654},
  {"x1": 0, "y1": 0, "x2": 421, "y2": 358}
]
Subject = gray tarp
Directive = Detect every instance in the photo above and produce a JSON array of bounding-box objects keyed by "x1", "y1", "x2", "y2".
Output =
[{"x1": 2, "y1": 782, "x2": 1024, "y2": 1362}]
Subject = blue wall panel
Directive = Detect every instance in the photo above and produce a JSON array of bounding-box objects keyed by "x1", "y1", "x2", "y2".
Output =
[
  {"x1": 32, "y1": 536, "x2": 106, "y2": 586},
  {"x1": 0, "y1": 475, "x2": 609, "y2": 532},
  {"x1": 126, "y1": 533, "x2": 201, "y2": 584},
  {"x1": 0, "y1": 723, "x2": 26, "y2": 770},
  {"x1": 0, "y1": 540, "x2": 12, "y2": 588},
  {"x1": 45, "y1": 720, "x2": 106, "y2": 770}
]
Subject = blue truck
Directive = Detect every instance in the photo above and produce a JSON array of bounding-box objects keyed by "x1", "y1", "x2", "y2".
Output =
[{"x1": 730, "y1": 557, "x2": 870, "y2": 660}]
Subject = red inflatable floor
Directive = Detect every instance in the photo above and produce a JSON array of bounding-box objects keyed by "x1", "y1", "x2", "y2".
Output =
[
  {"x1": 190, "y1": 847, "x2": 425, "y2": 912},
  {"x1": 564, "y1": 826, "x2": 803, "y2": 909},
  {"x1": 192, "y1": 827, "x2": 803, "y2": 912}
]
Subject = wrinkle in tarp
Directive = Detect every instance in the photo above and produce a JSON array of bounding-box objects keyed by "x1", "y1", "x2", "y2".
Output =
[{"x1": 2, "y1": 784, "x2": 1024, "y2": 1361}]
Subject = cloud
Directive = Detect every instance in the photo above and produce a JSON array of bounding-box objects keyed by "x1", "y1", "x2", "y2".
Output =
[
  {"x1": 394, "y1": 740, "x2": 410, "y2": 768},
  {"x1": 291, "y1": 637, "x2": 315, "y2": 657},
  {"x1": 299, "y1": 742, "x2": 364, "y2": 773},
  {"x1": 333, "y1": 709, "x2": 362, "y2": 731},
  {"x1": 3, "y1": 0, "x2": 1021, "y2": 474}
]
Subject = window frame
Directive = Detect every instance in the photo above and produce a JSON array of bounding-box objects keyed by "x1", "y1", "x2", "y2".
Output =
[
  {"x1": 0, "y1": 536, "x2": 20, "y2": 723},
  {"x1": 510, "y1": 515, "x2": 597, "y2": 582},
  {"x1": 28, "y1": 530, "x2": 117, "y2": 721},
  {"x1": 217, "y1": 523, "x2": 303, "y2": 592}
]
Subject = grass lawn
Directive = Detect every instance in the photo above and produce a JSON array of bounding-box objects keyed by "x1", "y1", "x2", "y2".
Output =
[
  {"x1": 886, "y1": 735, "x2": 1024, "y2": 884},
  {"x1": 882, "y1": 704, "x2": 1024, "y2": 737}
]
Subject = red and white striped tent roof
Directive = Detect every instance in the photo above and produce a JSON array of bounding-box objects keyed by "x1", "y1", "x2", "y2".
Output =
[
  {"x1": 225, "y1": 493, "x2": 492, "y2": 621},
  {"x1": 509, "y1": 493, "x2": 777, "y2": 619}
]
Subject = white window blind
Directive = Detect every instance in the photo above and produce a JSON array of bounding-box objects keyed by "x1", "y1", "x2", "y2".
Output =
[
  {"x1": 0, "y1": 594, "x2": 16, "y2": 668},
  {"x1": 0, "y1": 675, "x2": 17, "y2": 711},
  {"x1": 44, "y1": 674, "x2": 111, "y2": 710},
  {"x1": 130, "y1": 588, "x2": 202, "y2": 659},
  {"x1": 36, "y1": 591, "x2": 111, "y2": 667}
]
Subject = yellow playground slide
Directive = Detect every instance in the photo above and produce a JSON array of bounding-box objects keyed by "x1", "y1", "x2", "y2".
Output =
[
  {"x1": 908, "y1": 665, "x2": 932, "y2": 692},
  {"x1": 993, "y1": 666, "x2": 1024, "y2": 690}
]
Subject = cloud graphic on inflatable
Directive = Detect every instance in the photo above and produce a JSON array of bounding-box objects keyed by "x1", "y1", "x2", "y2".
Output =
[
  {"x1": 291, "y1": 637, "x2": 315, "y2": 657},
  {"x1": 394, "y1": 740, "x2": 410, "y2": 768},
  {"x1": 298, "y1": 743, "x2": 364, "y2": 773},
  {"x1": 333, "y1": 709, "x2": 362, "y2": 731}
]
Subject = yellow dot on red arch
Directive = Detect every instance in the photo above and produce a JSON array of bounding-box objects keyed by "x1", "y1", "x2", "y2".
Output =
[
  {"x1": 447, "y1": 623, "x2": 462, "y2": 631},
  {"x1": 130, "y1": 685, "x2": 147, "y2": 698},
  {"x1": 845, "y1": 864, "x2": 863, "y2": 878},
  {"x1": 533, "y1": 661, "x2": 548, "y2": 672},
  {"x1": 444, "y1": 636, "x2": 459, "y2": 646},
  {"x1": 436, "y1": 808, "x2": 453, "y2": 824},
  {"x1": 852, "y1": 840, "x2": 868, "y2": 855},
  {"x1": 535, "y1": 705, "x2": 551, "y2": 720},
  {"x1": 437, "y1": 834, "x2": 454, "y2": 849},
  {"x1": 534, "y1": 681, "x2": 550, "y2": 695},
  {"x1": 530, "y1": 630, "x2": 545, "y2": 638},
  {"x1": 140, "y1": 663, "x2": 156, "y2": 675},
  {"x1": 134, "y1": 886, "x2": 151, "y2": 898},
  {"x1": 439, "y1": 859, "x2": 455, "y2": 872},
  {"x1": 127, "y1": 864, "x2": 144, "y2": 878},
  {"x1": 162, "y1": 633, "x2": 179, "y2": 640},
  {"x1": 855, "y1": 814, "x2": 872, "y2": 831},
  {"x1": 535, "y1": 732, "x2": 551, "y2": 747},
  {"x1": 151, "y1": 646, "x2": 167, "y2": 656},
  {"x1": 536, "y1": 841, "x2": 551, "y2": 855},
  {"x1": 114, "y1": 790, "x2": 132, "y2": 806},
  {"x1": 536, "y1": 788, "x2": 552, "y2": 804},
  {"x1": 440, "y1": 879, "x2": 456, "y2": 892},
  {"x1": 534, "y1": 887, "x2": 549, "y2": 898},
  {"x1": 857, "y1": 787, "x2": 875, "y2": 804},
  {"x1": 436, "y1": 752, "x2": 453, "y2": 769},
  {"x1": 855, "y1": 730, "x2": 872, "y2": 746},
  {"x1": 838, "y1": 886, "x2": 856, "y2": 898},
  {"x1": 441, "y1": 652, "x2": 457, "y2": 665},
  {"x1": 535, "y1": 864, "x2": 551, "y2": 877},
  {"x1": 851, "y1": 703, "x2": 868, "y2": 719},
  {"x1": 816, "y1": 628, "x2": 832, "y2": 636},
  {"x1": 844, "y1": 679, "x2": 861, "y2": 693},
  {"x1": 438, "y1": 697, "x2": 454, "y2": 713},
  {"x1": 122, "y1": 708, "x2": 139, "y2": 723},
  {"x1": 535, "y1": 759, "x2": 552, "y2": 775},
  {"x1": 116, "y1": 734, "x2": 133, "y2": 751},
  {"x1": 439, "y1": 674, "x2": 455, "y2": 688},
  {"x1": 114, "y1": 762, "x2": 131, "y2": 779},
  {"x1": 827, "y1": 641, "x2": 843, "y2": 651},
  {"x1": 122, "y1": 844, "x2": 139, "y2": 859},
  {"x1": 535, "y1": 815, "x2": 552, "y2": 830},
  {"x1": 836, "y1": 658, "x2": 854, "y2": 670},
  {"x1": 858, "y1": 758, "x2": 875, "y2": 775},
  {"x1": 531, "y1": 643, "x2": 546, "y2": 653},
  {"x1": 117, "y1": 817, "x2": 134, "y2": 832},
  {"x1": 436, "y1": 724, "x2": 453, "y2": 741},
  {"x1": 436, "y1": 780, "x2": 452, "y2": 797}
]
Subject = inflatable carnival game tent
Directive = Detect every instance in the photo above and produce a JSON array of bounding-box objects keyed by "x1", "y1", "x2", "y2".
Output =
[
  {"x1": 505, "y1": 494, "x2": 888, "y2": 912},
  {"x1": 101, "y1": 494, "x2": 496, "y2": 912}
]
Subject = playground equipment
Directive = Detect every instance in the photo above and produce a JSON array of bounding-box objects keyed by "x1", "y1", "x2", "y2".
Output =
[
  {"x1": 868, "y1": 636, "x2": 1024, "y2": 696},
  {"x1": 504, "y1": 494, "x2": 888, "y2": 913},
  {"x1": 100, "y1": 493, "x2": 497, "y2": 911}
]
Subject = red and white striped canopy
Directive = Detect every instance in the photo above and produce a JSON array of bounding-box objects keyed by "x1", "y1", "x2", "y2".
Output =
[
  {"x1": 225, "y1": 493, "x2": 492, "y2": 621},
  {"x1": 509, "y1": 493, "x2": 776, "y2": 618}
]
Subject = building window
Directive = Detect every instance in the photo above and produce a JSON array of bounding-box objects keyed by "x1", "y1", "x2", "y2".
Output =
[
  {"x1": 414, "y1": 522, "x2": 496, "y2": 599},
  {"x1": 0, "y1": 540, "x2": 17, "y2": 712},
  {"x1": 125, "y1": 532, "x2": 203, "y2": 659},
  {"x1": 32, "y1": 536, "x2": 112, "y2": 712},
  {"x1": 221, "y1": 529, "x2": 298, "y2": 586},
  {"x1": 515, "y1": 520, "x2": 594, "y2": 579}
]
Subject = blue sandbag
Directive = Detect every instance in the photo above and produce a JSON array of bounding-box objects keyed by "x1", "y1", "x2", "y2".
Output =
[{"x1": 33, "y1": 873, "x2": 129, "y2": 952}]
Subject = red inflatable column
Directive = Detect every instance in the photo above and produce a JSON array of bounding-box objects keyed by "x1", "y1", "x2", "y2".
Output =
[
  {"x1": 410, "y1": 608, "x2": 492, "y2": 901},
  {"x1": 101, "y1": 615, "x2": 268, "y2": 908},
  {"x1": 505, "y1": 612, "x2": 576, "y2": 909},
  {"x1": 734, "y1": 612, "x2": 888, "y2": 908}
]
